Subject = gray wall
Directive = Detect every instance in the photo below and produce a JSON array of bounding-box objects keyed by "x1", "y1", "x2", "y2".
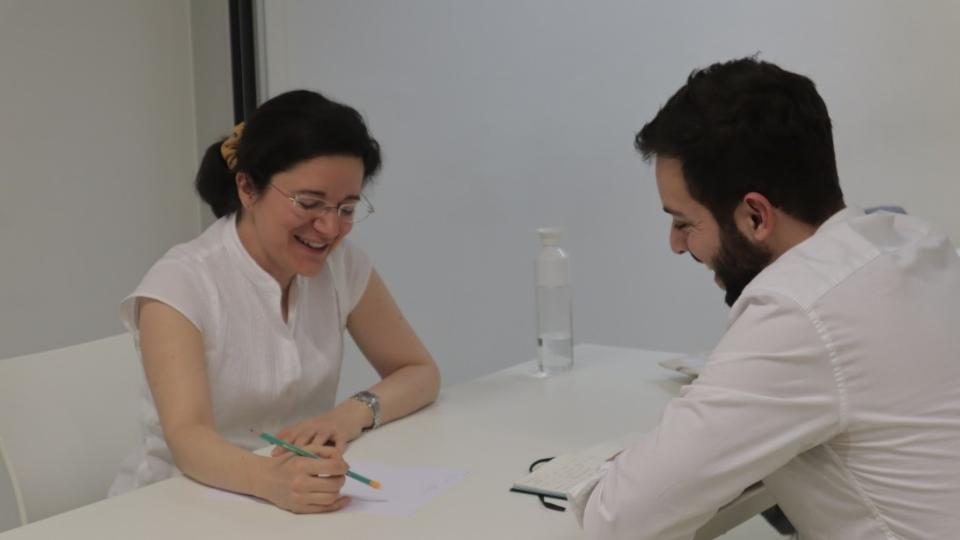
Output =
[
  {"x1": 190, "y1": 0, "x2": 234, "y2": 229},
  {"x1": 257, "y1": 0, "x2": 960, "y2": 396},
  {"x1": 0, "y1": 0, "x2": 201, "y2": 358}
]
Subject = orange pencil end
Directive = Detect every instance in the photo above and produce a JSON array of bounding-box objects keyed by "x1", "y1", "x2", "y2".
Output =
[{"x1": 368, "y1": 480, "x2": 382, "y2": 489}]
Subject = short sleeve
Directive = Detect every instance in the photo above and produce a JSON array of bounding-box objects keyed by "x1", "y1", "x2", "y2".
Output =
[
  {"x1": 120, "y1": 259, "x2": 214, "y2": 337},
  {"x1": 327, "y1": 239, "x2": 372, "y2": 316}
]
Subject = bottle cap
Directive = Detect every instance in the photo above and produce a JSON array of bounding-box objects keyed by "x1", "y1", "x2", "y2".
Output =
[{"x1": 537, "y1": 227, "x2": 563, "y2": 246}]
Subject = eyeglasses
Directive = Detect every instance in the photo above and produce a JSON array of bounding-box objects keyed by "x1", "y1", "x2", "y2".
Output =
[{"x1": 269, "y1": 183, "x2": 374, "y2": 223}]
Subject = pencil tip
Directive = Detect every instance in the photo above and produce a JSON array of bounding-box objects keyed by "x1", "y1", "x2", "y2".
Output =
[{"x1": 369, "y1": 480, "x2": 382, "y2": 489}]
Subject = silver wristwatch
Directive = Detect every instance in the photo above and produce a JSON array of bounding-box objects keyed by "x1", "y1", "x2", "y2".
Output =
[{"x1": 351, "y1": 390, "x2": 381, "y2": 432}]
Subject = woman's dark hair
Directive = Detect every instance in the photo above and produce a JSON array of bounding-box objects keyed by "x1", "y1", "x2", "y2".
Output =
[
  {"x1": 636, "y1": 57, "x2": 844, "y2": 227},
  {"x1": 196, "y1": 89, "x2": 382, "y2": 218}
]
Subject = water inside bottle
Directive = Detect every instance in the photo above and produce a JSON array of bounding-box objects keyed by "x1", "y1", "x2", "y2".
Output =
[{"x1": 538, "y1": 331, "x2": 573, "y2": 374}]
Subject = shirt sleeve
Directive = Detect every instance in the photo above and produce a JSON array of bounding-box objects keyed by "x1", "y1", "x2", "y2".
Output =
[
  {"x1": 583, "y1": 291, "x2": 846, "y2": 540},
  {"x1": 120, "y1": 258, "x2": 214, "y2": 337},
  {"x1": 329, "y1": 239, "x2": 372, "y2": 315}
]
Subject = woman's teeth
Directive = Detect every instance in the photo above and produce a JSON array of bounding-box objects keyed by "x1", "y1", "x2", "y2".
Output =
[{"x1": 296, "y1": 236, "x2": 328, "y2": 250}]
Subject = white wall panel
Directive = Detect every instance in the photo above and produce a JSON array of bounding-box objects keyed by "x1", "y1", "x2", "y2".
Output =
[
  {"x1": 258, "y1": 0, "x2": 960, "y2": 390},
  {"x1": 0, "y1": 0, "x2": 201, "y2": 358}
]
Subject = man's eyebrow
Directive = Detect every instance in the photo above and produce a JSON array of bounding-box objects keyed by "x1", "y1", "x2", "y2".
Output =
[{"x1": 662, "y1": 206, "x2": 686, "y2": 218}]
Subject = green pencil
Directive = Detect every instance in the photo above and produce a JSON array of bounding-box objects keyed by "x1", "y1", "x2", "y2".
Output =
[{"x1": 259, "y1": 432, "x2": 382, "y2": 489}]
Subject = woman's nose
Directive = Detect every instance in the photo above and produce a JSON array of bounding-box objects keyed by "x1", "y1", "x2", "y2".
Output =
[{"x1": 312, "y1": 211, "x2": 341, "y2": 236}]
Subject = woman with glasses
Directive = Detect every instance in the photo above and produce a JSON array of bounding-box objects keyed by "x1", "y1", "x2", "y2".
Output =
[{"x1": 109, "y1": 90, "x2": 440, "y2": 514}]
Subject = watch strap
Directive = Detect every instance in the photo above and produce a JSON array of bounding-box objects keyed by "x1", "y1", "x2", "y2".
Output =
[{"x1": 351, "y1": 390, "x2": 381, "y2": 432}]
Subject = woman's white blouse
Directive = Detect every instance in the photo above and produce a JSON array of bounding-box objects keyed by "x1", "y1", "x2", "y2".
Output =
[{"x1": 109, "y1": 214, "x2": 371, "y2": 495}]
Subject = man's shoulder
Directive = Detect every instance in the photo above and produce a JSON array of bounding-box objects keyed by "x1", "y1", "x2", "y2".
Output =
[
  {"x1": 737, "y1": 212, "x2": 878, "y2": 311},
  {"x1": 741, "y1": 210, "x2": 953, "y2": 311}
]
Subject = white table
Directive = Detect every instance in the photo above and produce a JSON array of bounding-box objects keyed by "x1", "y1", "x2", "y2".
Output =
[{"x1": 0, "y1": 345, "x2": 772, "y2": 539}]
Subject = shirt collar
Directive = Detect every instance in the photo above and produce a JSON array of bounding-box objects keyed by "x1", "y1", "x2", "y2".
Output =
[
  {"x1": 222, "y1": 212, "x2": 285, "y2": 298},
  {"x1": 734, "y1": 205, "x2": 865, "y2": 307},
  {"x1": 816, "y1": 205, "x2": 865, "y2": 232}
]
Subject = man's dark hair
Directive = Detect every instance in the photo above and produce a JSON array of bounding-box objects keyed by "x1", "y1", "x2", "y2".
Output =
[{"x1": 636, "y1": 57, "x2": 844, "y2": 227}]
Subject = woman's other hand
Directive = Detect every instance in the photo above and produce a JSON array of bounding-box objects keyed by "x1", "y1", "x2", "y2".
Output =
[{"x1": 271, "y1": 416, "x2": 351, "y2": 455}]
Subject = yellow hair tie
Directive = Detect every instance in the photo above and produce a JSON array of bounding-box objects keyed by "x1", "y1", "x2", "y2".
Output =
[{"x1": 220, "y1": 122, "x2": 245, "y2": 171}]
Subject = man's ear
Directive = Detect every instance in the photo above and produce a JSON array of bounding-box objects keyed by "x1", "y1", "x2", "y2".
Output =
[{"x1": 735, "y1": 192, "x2": 775, "y2": 241}]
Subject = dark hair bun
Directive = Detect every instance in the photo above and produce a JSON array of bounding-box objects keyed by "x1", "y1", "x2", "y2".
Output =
[{"x1": 195, "y1": 139, "x2": 240, "y2": 218}]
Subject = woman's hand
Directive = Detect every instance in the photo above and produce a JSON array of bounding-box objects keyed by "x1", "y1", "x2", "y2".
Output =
[
  {"x1": 261, "y1": 444, "x2": 351, "y2": 514},
  {"x1": 271, "y1": 415, "x2": 355, "y2": 456}
]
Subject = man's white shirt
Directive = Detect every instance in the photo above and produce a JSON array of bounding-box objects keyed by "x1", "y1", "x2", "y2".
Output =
[{"x1": 579, "y1": 207, "x2": 960, "y2": 539}]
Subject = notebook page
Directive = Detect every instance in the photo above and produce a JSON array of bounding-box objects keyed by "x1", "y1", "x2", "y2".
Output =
[
  {"x1": 512, "y1": 432, "x2": 644, "y2": 498},
  {"x1": 513, "y1": 453, "x2": 609, "y2": 497}
]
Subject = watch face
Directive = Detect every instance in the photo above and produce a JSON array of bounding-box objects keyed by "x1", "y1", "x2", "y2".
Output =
[{"x1": 355, "y1": 391, "x2": 376, "y2": 405}]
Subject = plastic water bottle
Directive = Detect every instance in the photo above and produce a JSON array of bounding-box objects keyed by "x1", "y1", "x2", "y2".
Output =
[{"x1": 535, "y1": 227, "x2": 574, "y2": 375}]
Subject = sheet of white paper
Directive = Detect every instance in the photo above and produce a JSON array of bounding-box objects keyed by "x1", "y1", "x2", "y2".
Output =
[
  {"x1": 206, "y1": 448, "x2": 468, "y2": 516},
  {"x1": 340, "y1": 461, "x2": 468, "y2": 516}
]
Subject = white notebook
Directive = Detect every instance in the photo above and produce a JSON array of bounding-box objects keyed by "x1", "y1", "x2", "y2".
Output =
[{"x1": 510, "y1": 435, "x2": 640, "y2": 499}]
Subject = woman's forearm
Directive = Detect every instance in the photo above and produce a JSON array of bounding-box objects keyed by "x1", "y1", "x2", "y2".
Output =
[
  {"x1": 165, "y1": 423, "x2": 271, "y2": 497},
  {"x1": 371, "y1": 362, "x2": 441, "y2": 424},
  {"x1": 328, "y1": 362, "x2": 441, "y2": 438}
]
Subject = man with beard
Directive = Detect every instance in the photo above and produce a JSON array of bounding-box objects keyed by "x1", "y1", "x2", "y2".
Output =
[{"x1": 573, "y1": 57, "x2": 960, "y2": 539}]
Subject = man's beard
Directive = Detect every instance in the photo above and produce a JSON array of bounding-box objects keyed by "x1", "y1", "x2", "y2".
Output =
[
  {"x1": 713, "y1": 222, "x2": 774, "y2": 307},
  {"x1": 713, "y1": 226, "x2": 796, "y2": 534}
]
